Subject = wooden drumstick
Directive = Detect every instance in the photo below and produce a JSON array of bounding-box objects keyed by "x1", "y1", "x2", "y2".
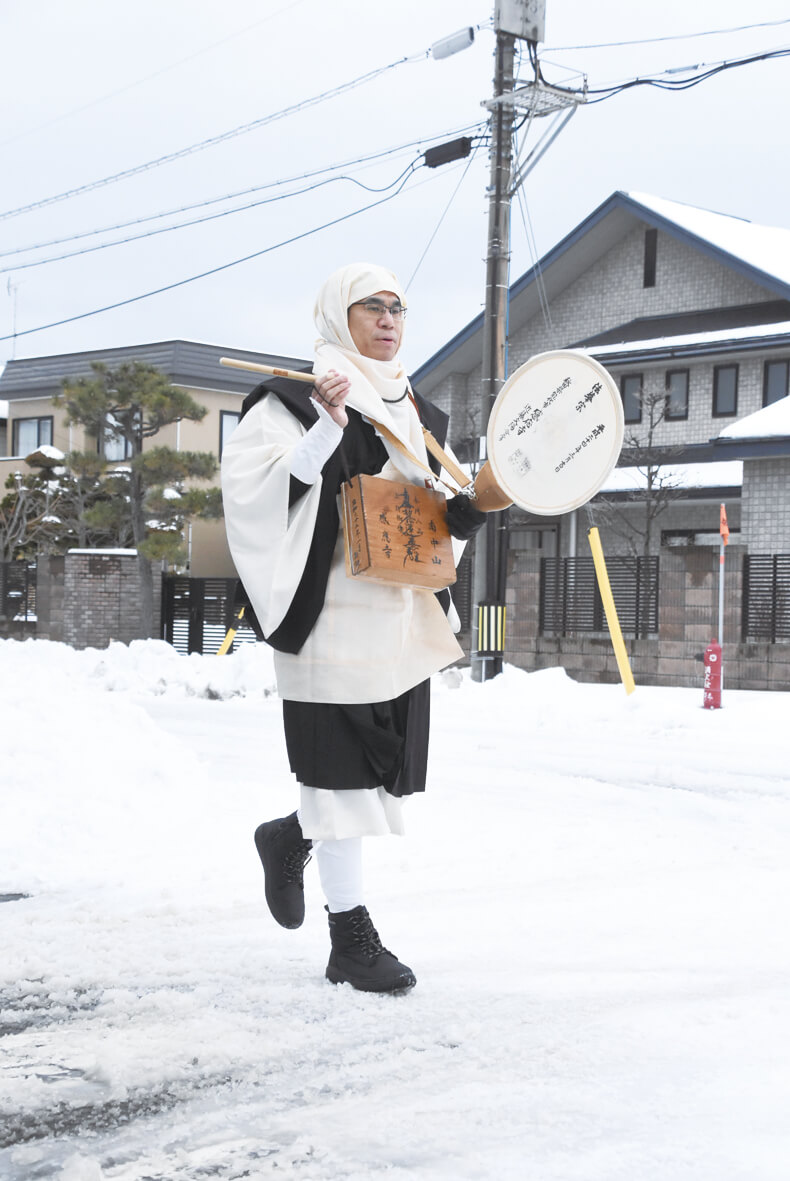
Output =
[{"x1": 220, "y1": 357, "x2": 315, "y2": 382}]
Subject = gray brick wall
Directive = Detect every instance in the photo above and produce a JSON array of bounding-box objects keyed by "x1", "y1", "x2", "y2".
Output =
[
  {"x1": 437, "y1": 226, "x2": 781, "y2": 450},
  {"x1": 584, "y1": 500, "x2": 742, "y2": 559},
  {"x1": 59, "y1": 551, "x2": 163, "y2": 649},
  {"x1": 507, "y1": 227, "x2": 768, "y2": 370},
  {"x1": 604, "y1": 351, "x2": 789, "y2": 450},
  {"x1": 429, "y1": 371, "x2": 477, "y2": 442},
  {"x1": 742, "y1": 458, "x2": 790, "y2": 552}
]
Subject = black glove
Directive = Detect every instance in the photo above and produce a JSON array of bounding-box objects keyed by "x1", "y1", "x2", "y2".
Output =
[{"x1": 445, "y1": 493, "x2": 487, "y2": 541}]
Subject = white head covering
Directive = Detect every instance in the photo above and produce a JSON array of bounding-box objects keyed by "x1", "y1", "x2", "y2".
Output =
[
  {"x1": 314, "y1": 262, "x2": 406, "y2": 356},
  {"x1": 313, "y1": 262, "x2": 408, "y2": 404},
  {"x1": 312, "y1": 263, "x2": 429, "y2": 483}
]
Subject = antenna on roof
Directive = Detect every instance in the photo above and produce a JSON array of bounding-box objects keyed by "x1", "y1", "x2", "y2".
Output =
[{"x1": 6, "y1": 276, "x2": 23, "y2": 360}]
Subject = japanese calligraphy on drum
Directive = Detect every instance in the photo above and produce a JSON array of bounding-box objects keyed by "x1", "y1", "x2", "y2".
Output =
[{"x1": 484, "y1": 350, "x2": 624, "y2": 516}]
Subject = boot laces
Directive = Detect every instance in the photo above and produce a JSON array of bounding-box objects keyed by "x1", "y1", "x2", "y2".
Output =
[
  {"x1": 281, "y1": 841, "x2": 312, "y2": 884},
  {"x1": 349, "y1": 911, "x2": 391, "y2": 959}
]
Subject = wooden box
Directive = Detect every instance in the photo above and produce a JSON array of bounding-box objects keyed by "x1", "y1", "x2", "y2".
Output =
[{"x1": 341, "y1": 474, "x2": 456, "y2": 590}]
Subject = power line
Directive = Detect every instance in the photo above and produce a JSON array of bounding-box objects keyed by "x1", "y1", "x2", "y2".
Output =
[
  {"x1": 0, "y1": 123, "x2": 486, "y2": 260},
  {"x1": 405, "y1": 141, "x2": 483, "y2": 291},
  {"x1": 0, "y1": 161, "x2": 424, "y2": 274},
  {"x1": 0, "y1": 52, "x2": 427, "y2": 224},
  {"x1": 544, "y1": 18, "x2": 790, "y2": 52},
  {"x1": 0, "y1": 0, "x2": 312, "y2": 150},
  {"x1": 583, "y1": 48, "x2": 790, "y2": 103},
  {"x1": 0, "y1": 169, "x2": 421, "y2": 344},
  {"x1": 511, "y1": 123, "x2": 554, "y2": 341}
]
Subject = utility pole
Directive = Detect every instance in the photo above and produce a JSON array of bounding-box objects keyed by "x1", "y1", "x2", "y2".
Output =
[
  {"x1": 471, "y1": 24, "x2": 517, "y2": 682},
  {"x1": 471, "y1": 0, "x2": 584, "y2": 681}
]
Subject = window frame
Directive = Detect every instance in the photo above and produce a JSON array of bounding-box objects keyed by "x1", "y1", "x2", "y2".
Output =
[
  {"x1": 712, "y1": 364, "x2": 739, "y2": 418},
  {"x1": 664, "y1": 368, "x2": 689, "y2": 421},
  {"x1": 763, "y1": 358, "x2": 789, "y2": 407},
  {"x1": 620, "y1": 373, "x2": 643, "y2": 425},
  {"x1": 219, "y1": 409, "x2": 241, "y2": 458},
  {"x1": 11, "y1": 415, "x2": 54, "y2": 456}
]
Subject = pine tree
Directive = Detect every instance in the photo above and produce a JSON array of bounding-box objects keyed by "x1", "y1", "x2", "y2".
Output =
[{"x1": 55, "y1": 361, "x2": 223, "y2": 637}]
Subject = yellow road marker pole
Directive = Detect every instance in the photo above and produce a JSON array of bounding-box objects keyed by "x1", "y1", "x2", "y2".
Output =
[
  {"x1": 217, "y1": 605, "x2": 245, "y2": 656},
  {"x1": 587, "y1": 526, "x2": 636, "y2": 695}
]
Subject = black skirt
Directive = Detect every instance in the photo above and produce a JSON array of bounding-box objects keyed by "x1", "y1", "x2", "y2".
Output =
[{"x1": 282, "y1": 679, "x2": 430, "y2": 797}]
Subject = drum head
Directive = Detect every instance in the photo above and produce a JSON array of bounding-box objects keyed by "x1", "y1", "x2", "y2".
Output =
[{"x1": 486, "y1": 350, "x2": 624, "y2": 516}]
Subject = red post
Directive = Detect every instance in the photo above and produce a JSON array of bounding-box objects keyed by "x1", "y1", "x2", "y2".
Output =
[{"x1": 703, "y1": 639, "x2": 723, "y2": 709}]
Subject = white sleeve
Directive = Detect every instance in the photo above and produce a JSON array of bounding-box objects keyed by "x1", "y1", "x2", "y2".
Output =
[
  {"x1": 288, "y1": 400, "x2": 344, "y2": 484},
  {"x1": 221, "y1": 396, "x2": 324, "y2": 638}
]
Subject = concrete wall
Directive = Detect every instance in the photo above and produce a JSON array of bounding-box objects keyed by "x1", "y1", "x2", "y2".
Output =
[
  {"x1": 35, "y1": 554, "x2": 65, "y2": 642},
  {"x1": 502, "y1": 544, "x2": 790, "y2": 692}
]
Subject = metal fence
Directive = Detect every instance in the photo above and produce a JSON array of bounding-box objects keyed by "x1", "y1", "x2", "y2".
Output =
[
  {"x1": 161, "y1": 576, "x2": 258, "y2": 655},
  {"x1": 540, "y1": 555, "x2": 659, "y2": 637},
  {"x1": 7, "y1": 554, "x2": 788, "y2": 651},
  {"x1": 742, "y1": 554, "x2": 790, "y2": 642},
  {"x1": 450, "y1": 549, "x2": 474, "y2": 632},
  {"x1": 0, "y1": 562, "x2": 37, "y2": 623}
]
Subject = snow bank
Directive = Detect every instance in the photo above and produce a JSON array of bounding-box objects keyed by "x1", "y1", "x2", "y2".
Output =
[{"x1": 0, "y1": 636, "x2": 277, "y2": 700}]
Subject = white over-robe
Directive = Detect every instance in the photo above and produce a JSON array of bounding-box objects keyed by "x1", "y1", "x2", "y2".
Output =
[{"x1": 221, "y1": 388, "x2": 464, "y2": 706}]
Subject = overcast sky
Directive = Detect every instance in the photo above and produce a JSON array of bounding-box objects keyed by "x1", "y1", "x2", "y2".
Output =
[{"x1": 1, "y1": 0, "x2": 789, "y2": 374}]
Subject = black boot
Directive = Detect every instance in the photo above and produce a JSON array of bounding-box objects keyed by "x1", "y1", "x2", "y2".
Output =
[
  {"x1": 325, "y1": 905, "x2": 416, "y2": 993},
  {"x1": 253, "y1": 812, "x2": 312, "y2": 929}
]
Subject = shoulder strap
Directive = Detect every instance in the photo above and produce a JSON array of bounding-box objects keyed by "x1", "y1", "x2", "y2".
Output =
[
  {"x1": 420, "y1": 427, "x2": 472, "y2": 491},
  {"x1": 363, "y1": 414, "x2": 468, "y2": 493},
  {"x1": 363, "y1": 385, "x2": 472, "y2": 493}
]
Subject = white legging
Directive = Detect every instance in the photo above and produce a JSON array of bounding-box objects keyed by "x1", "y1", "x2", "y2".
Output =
[{"x1": 313, "y1": 837, "x2": 364, "y2": 914}]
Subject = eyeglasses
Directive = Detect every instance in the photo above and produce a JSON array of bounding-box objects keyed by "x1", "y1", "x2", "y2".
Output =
[{"x1": 351, "y1": 299, "x2": 407, "y2": 320}]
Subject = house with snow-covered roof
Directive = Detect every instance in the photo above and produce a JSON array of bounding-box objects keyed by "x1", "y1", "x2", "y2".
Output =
[
  {"x1": 416, "y1": 191, "x2": 790, "y2": 689},
  {"x1": 1, "y1": 192, "x2": 788, "y2": 681},
  {"x1": 0, "y1": 339, "x2": 307, "y2": 573},
  {"x1": 0, "y1": 340, "x2": 308, "y2": 649}
]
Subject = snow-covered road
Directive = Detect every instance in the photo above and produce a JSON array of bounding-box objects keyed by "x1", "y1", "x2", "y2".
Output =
[{"x1": 2, "y1": 639, "x2": 789, "y2": 1180}]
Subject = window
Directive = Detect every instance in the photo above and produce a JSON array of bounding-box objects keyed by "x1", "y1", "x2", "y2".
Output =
[
  {"x1": 12, "y1": 416, "x2": 53, "y2": 456},
  {"x1": 643, "y1": 228, "x2": 657, "y2": 288},
  {"x1": 620, "y1": 374, "x2": 643, "y2": 424},
  {"x1": 219, "y1": 410, "x2": 241, "y2": 457},
  {"x1": 101, "y1": 413, "x2": 133, "y2": 461},
  {"x1": 665, "y1": 369, "x2": 689, "y2": 420},
  {"x1": 763, "y1": 359, "x2": 789, "y2": 406},
  {"x1": 713, "y1": 365, "x2": 738, "y2": 417}
]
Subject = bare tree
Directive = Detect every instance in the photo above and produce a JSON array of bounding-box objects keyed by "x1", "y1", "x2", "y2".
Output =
[
  {"x1": 595, "y1": 385, "x2": 684, "y2": 637},
  {"x1": 0, "y1": 466, "x2": 66, "y2": 563}
]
